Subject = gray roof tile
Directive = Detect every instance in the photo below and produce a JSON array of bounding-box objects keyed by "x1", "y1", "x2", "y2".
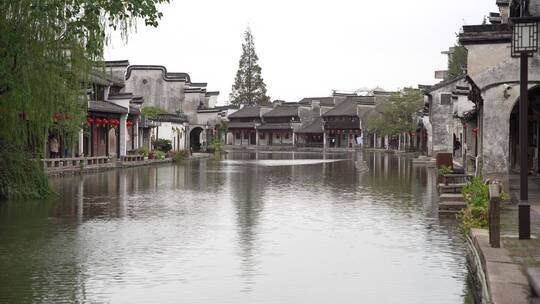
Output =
[
  {"x1": 228, "y1": 106, "x2": 267, "y2": 119},
  {"x1": 228, "y1": 122, "x2": 257, "y2": 129},
  {"x1": 88, "y1": 101, "x2": 128, "y2": 114},
  {"x1": 297, "y1": 117, "x2": 324, "y2": 134},
  {"x1": 263, "y1": 105, "x2": 299, "y2": 118}
]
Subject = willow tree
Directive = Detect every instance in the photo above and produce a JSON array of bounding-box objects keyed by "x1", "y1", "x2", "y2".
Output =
[{"x1": 0, "y1": 0, "x2": 169, "y2": 199}]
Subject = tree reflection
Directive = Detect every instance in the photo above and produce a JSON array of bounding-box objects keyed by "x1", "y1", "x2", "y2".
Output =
[{"x1": 229, "y1": 162, "x2": 267, "y2": 292}]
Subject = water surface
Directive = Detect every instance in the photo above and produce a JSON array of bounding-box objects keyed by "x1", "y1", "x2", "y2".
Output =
[{"x1": 0, "y1": 152, "x2": 468, "y2": 304}]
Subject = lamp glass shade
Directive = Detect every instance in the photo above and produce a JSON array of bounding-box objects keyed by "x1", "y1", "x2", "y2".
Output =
[{"x1": 512, "y1": 21, "x2": 539, "y2": 56}]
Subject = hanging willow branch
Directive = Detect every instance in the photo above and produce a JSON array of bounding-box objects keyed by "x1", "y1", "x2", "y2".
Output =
[{"x1": 0, "y1": 0, "x2": 169, "y2": 199}]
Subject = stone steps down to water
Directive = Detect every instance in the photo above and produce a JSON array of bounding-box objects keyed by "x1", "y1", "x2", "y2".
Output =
[
  {"x1": 438, "y1": 183, "x2": 466, "y2": 193},
  {"x1": 438, "y1": 190, "x2": 466, "y2": 216},
  {"x1": 412, "y1": 156, "x2": 436, "y2": 165},
  {"x1": 439, "y1": 201, "x2": 467, "y2": 216},
  {"x1": 439, "y1": 193, "x2": 465, "y2": 202}
]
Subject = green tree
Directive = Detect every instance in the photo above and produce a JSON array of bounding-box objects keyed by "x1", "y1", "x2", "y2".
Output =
[
  {"x1": 367, "y1": 88, "x2": 424, "y2": 137},
  {"x1": 141, "y1": 106, "x2": 166, "y2": 119},
  {"x1": 230, "y1": 27, "x2": 270, "y2": 106},
  {"x1": 448, "y1": 44, "x2": 468, "y2": 78},
  {"x1": 0, "y1": 0, "x2": 169, "y2": 199}
]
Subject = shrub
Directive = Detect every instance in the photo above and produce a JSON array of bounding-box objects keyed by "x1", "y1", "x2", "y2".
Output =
[
  {"x1": 155, "y1": 150, "x2": 165, "y2": 160},
  {"x1": 459, "y1": 206, "x2": 488, "y2": 234},
  {"x1": 462, "y1": 177, "x2": 489, "y2": 208},
  {"x1": 172, "y1": 150, "x2": 189, "y2": 163},
  {"x1": 459, "y1": 177, "x2": 489, "y2": 234},
  {"x1": 137, "y1": 147, "x2": 149, "y2": 157},
  {"x1": 148, "y1": 150, "x2": 156, "y2": 159},
  {"x1": 141, "y1": 106, "x2": 166, "y2": 119},
  {"x1": 500, "y1": 191, "x2": 511, "y2": 202},
  {"x1": 437, "y1": 165, "x2": 453, "y2": 176},
  {"x1": 208, "y1": 138, "x2": 223, "y2": 154},
  {"x1": 153, "y1": 139, "x2": 172, "y2": 153}
]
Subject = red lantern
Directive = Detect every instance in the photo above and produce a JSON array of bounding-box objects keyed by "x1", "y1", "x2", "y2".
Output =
[
  {"x1": 463, "y1": 123, "x2": 468, "y2": 129},
  {"x1": 102, "y1": 119, "x2": 109, "y2": 125},
  {"x1": 473, "y1": 128, "x2": 479, "y2": 134},
  {"x1": 96, "y1": 118, "x2": 103, "y2": 125},
  {"x1": 86, "y1": 117, "x2": 94, "y2": 125}
]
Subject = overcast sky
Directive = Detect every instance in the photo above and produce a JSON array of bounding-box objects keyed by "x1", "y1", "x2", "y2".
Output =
[{"x1": 105, "y1": 0, "x2": 498, "y2": 105}]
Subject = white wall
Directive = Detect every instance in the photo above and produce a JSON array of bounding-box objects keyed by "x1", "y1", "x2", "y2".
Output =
[{"x1": 152, "y1": 122, "x2": 187, "y2": 151}]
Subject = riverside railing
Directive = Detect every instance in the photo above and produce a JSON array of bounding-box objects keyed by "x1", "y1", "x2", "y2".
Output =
[
  {"x1": 42, "y1": 156, "x2": 112, "y2": 170},
  {"x1": 120, "y1": 155, "x2": 145, "y2": 162}
]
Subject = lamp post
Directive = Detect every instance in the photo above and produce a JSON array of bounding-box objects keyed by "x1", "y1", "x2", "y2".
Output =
[{"x1": 511, "y1": 12, "x2": 540, "y2": 240}]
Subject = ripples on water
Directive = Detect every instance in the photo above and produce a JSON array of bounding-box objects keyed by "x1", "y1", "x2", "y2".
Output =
[{"x1": 0, "y1": 152, "x2": 469, "y2": 304}]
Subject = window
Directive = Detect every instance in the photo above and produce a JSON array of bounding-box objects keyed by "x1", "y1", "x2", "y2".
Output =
[
  {"x1": 244, "y1": 132, "x2": 249, "y2": 140},
  {"x1": 285, "y1": 132, "x2": 289, "y2": 139},
  {"x1": 260, "y1": 133, "x2": 265, "y2": 139},
  {"x1": 440, "y1": 93, "x2": 452, "y2": 105},
  {"x1": 235, "y1": 132, "x2": 240, "y2": 139}
]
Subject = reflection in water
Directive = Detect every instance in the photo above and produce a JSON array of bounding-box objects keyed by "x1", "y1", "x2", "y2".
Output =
[{"x1": 0, "y1": 152, "x2": 468, "y2": 304}]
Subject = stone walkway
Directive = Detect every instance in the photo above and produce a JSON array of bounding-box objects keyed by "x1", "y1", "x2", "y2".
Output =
[
  {"x1": 497, "y1": 176, "x2": 540, "y2": 302},
  {"x1": 506, "y1": 176, "x2": 540, "y2": 269}
]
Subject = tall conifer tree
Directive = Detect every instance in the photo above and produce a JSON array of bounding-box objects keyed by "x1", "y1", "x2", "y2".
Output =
[{"x1": 230, "y1": 27, "x2": 270, "y2": 106}]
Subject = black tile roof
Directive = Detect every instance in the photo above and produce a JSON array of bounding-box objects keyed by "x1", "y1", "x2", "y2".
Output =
[
  {"x1": 228, "y1": 122, "x2": 258, "y2": 129},
  {"x1": 322, "y1": 100, "x2": 359, "y2": 117},
  {"x1": 198, "y1": 105, "x2": 238, "y2": 113},
  {"x1": 298, "y1": 97, "x2": 335, "y2": 106},
  {"x1": 229, "y1": 106, "x2": 267, "y2": 119},
  {"x1": 156, "y1": 113, "x2": 188, "y2": 123},
  {"x1": 105, "y1": 60, "x2": 130, "y2": 67},
  {"x1": 257, "y1": 123, "x2": 293, "y2": 130},
  {"x1": 88, "y1": 101, "x2": 128, "y2": 114},
  {"x1": 424, "y1": 75, "x2": 467, "y2": 93},
  {"x1": 297, "y1": 117, "x2": 324, "y2": 134},
  {"x1": 346, "y1": 96, "x2": 375, "y2": 105},
  {"x1": 263, "y1": 105, "x2": 299, "y2": 118},
  {"x1": 129, "y1": 106, "x2": 141, "y2": 115},
  {"x1": 108, "y1": 93, "x2": 133, "y2": 100},
  {"x1": 459, "y1": 24, "x2": 511, "y2": 45}
]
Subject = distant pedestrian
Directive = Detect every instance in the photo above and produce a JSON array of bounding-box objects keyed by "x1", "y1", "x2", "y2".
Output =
[
  {"x1": 49, "y1": 136, "x2": 59, "y2": 158},
  {"x1": 453, "y1": 137, "x2": 462, "y2": 157}
]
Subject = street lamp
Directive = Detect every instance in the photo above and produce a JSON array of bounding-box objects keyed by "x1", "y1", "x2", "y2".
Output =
[{"x1": 510, "y1": 15, "x2": 540, "y2": 240}]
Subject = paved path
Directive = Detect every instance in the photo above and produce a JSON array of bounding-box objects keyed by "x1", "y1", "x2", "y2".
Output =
[
  {"x1": 491, "y1": 176, "x2": 540, "y2": 302},
  {"x1": 504, "y1": 177, "x2": 540, "y2": 269}
]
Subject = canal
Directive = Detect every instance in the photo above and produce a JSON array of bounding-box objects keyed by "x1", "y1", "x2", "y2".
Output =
[{"x1": 0, "y1": 152, "x2": 470, "y2": 303}]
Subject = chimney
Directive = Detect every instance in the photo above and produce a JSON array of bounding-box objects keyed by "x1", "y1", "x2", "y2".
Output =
[
  {"x1": 497, "y1": 0, "x2": 510, "y2": 23},
  {"x1": 311, "y1": 100, "x2": 321, "y2": 117}
]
